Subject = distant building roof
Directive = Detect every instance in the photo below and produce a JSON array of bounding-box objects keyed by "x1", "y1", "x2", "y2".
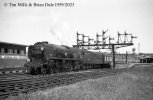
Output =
[
  {"x1": 0, "y1": 41, "x2": 29, "y2": 47},
  {"x1": 139, "y1": 53, "x2": 153, "y2": 58}
]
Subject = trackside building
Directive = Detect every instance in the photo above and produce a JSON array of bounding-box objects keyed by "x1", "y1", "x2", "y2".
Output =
[{"x1": 0, "y1": 41, "x2": 28, "y2": 69}]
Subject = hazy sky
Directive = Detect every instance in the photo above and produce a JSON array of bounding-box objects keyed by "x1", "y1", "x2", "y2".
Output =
[{"x1": 0, "y1": 0, "x2": 153, "y2": 53}]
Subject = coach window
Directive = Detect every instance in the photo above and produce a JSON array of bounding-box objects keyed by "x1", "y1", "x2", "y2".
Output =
[
  {"x1": 17, "y1": 50, "x2": 20, "y2": 54},
  {"x1": 109, "y1": 57, "x2": 112, "y2": 61},
  {"x1": 109, "y1": 56, "x2": 111, "y2": 61},
  {"x1": 4, "y1": 48, "x2": 8, "y2": 53},
  {"x1": 107, "y1": 56, "x2": 109, "y2": 61},
  {"x1": 20, "y1": 50, "x2": 24, "y2": 54},
  {"x1": 105, "y1": 56, "x2": 107, "y2": 61},
  {"x1": 14, "y1": 49, "x2": 17, "y2": 54},
  {"x1": 8, "y1": 49, "x2": 13, "y2": 54},
  {"x1": 1, "y1": 48, "x2": 4, "y2": 53},
  {"x1": 11, "y1": 49, "x2": 13, "y2": 54}
]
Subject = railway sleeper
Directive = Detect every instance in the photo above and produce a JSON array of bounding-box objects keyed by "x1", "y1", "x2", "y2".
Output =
[
  {"x1": 33, "y1": 81, "x2": 50, "y2": 86},
  {"x1": 0, "y1": 90, "x2": 19, "y2": 98},
  {"x1": 0, "y1": 82, "x2": 32, "y2": 91},
  {"x1": 0, "y1": 79, "x2": 31, "y2": 85},
  {"x1": 32, "y1": 83, "x2": 48, "y2": 90},
  {"x1": 37, "y1": 84, "x2": 54, "y2": 90},
  {"x1": 25, "y1": 88, "x2": 38, "y2": 94}
]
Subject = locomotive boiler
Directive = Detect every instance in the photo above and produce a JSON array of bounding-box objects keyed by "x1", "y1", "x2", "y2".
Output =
[{"x1": 24, "y1": 41, "x2": 111, "y2": 75}]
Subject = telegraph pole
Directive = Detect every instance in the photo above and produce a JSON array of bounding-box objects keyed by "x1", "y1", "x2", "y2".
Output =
[
  {"x1": 112, "y1": 44, "x2": 115, "y2": 69},
  {"x1": 125, "y1": 51, "x2": 128, "y2": 64}
]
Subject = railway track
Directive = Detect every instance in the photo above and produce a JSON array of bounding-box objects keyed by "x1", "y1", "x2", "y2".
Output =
[
  {"x1": 0, "y1": 69, "x2": 100, "y2": 81},
  {"x1": 1, "y1": 63, "x2": 152, "y2": 99},
  {"x1": 0, "y1": 67, "x2": 131, "y2": 99}
]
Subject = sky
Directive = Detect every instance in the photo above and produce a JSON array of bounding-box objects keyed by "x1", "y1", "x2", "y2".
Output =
[{"x1": 0, "y1": 0, "x2": 153, "y2": 53}]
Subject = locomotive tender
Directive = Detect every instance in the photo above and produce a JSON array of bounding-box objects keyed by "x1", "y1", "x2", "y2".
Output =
[{"x1": 24, "y1": 41, "x2": 111, "y2": 75}]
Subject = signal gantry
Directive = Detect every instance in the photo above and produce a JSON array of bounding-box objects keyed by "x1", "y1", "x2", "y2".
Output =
[{"x1": 73, "y1": 30, "x2": 137, "y2": 69}]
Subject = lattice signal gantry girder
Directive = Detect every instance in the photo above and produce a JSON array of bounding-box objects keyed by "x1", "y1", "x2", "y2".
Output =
[{"x1": 74, "y1": 30, "x2": 137, "y2": 69}]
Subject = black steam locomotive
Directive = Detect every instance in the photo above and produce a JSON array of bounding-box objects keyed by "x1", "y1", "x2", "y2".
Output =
[{"x1": 24, "y1": 42, "x2": 111, "y2": 75}]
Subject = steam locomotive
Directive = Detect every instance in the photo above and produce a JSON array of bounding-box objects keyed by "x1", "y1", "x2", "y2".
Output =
[{"x1": 24, "y1": 41, "x2": 111, "y2": 75}]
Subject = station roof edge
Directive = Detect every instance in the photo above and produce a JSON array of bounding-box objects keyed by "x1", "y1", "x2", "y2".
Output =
[{"x1": 0, "y1": 41, "x2": 29, "y2": 47}]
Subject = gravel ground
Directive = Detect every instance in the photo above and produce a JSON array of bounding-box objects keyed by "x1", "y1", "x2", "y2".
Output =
[{"x1": 6, "y1": 65, "x2": 153, "y2": 100}]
